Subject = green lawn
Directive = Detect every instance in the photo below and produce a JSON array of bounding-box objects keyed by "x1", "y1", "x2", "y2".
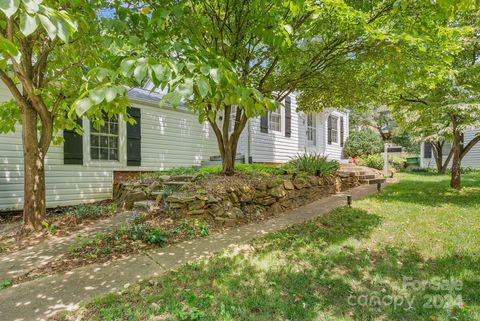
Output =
[{"x1": 62, "y1": 172, "x2": 480, "y2": 321}]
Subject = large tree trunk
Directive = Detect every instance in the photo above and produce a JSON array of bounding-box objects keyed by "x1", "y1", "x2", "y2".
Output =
[
  {"x1": 431, "y1": 141, "x2": 453, "y2": 175},
  {"x1": 221, "y1": 143, "x2": 235, "y2": 176},
  {"x1": 450, "y1": 121, "x2": 462, "y2": 189},
  {"x1": 208, "y1": 105, "x2": 248, "y2": 176},
  {"x1": 22, "y1": 106, "x2": 48, "y2": 231}
]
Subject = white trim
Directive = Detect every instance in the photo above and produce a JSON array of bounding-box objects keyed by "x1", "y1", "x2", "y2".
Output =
[
  {"x1": 306, "y1": 112, "x2": 317, "y2": 146},
  {"x1": 269, "y1": 106, "x2": 282, "y2": 133},
  {"x1": 82, "y1": 115, "x2": 127, "y2": 168}
]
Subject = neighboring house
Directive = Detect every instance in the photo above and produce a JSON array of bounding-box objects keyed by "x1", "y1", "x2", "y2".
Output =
[
  {"x1": 0, "y1": 83, "x2": 349, "y2": 211},
  {"x1": 420, "y1": 129, "x2": 480, "y2": 169}
]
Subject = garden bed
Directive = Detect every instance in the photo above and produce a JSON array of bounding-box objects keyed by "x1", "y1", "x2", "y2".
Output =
[{"x1": 0, "y1": 201, "x2": 118, "y2": 256}]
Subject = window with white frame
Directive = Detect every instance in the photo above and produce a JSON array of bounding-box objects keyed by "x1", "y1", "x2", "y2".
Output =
[
  {"x1": 90, "y1": 116, "x2": 119, "y2": 161},
  {"x1": 307, "y1": 113, "x2": 316, "y2": 145},
  {"x1": 329, "y1": 115, "x2": 339, "y2": 144},
  {"x1": 269, "y1": 106, "x2": 281, "y2": 132}
]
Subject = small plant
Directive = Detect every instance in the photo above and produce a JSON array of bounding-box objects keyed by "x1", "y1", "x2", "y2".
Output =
[
  {"x1": 74, "y1": 203, "x2": 117, "y2": 220},
  {"x1": 127, "y1": 212, "x2": 144, "y2": 225},
  {"x1": 42, "y1": 221, "x2": 57, "y2": 235},
  {"x1": 288, "y1": 153, "x2": 340, "y2": 176},
  {"x1": 179, "y1": 219, "x2": 197, "y2": 239},
  {"x1": 199, "y1": 222, "x2": 209, "y2": 237},
  {"x1": 125, "y1": 224, "x2": 149, "y2": 242},
  {"x1": 344, "y1": 129, "x2": 384, "y2": 158},
  {"x1": 147, "y1": 229, "x2": 169, "y2": 246},
  {"x1": 0, "y1": 279, "x2": 12, "y2": 290}
]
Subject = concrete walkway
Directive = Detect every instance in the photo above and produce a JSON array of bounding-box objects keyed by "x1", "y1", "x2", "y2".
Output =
[
  {"x1": 0, "y1": 211, "x2": 136, "y2": 280},
  {"x1": 0, "y1": 184, "x2": 380, "y2": 321}
]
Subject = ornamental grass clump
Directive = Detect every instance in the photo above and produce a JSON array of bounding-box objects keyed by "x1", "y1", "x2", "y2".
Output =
[{"x1": 288, "y1": 153, "x2": 340, "y2": 176}]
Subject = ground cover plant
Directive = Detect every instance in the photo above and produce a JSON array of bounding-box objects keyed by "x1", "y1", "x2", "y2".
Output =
[
  {"x1": 59, "y1": 172, "x2": 480, "y2": 321},
  {"x1": 11, "y1": 214, "x2": 213, "y2": 286}
]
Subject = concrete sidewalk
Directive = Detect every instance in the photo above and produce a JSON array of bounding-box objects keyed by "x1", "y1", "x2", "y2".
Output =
[{"x1": 0, "y1": 184, "x2": 380, "y2": 321}]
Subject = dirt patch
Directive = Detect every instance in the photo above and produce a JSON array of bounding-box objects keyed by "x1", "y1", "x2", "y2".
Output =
[{"x1": 0, "y1": 200, "x2": 118, "y2": 256}]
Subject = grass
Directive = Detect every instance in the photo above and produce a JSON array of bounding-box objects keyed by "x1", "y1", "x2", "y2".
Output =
[
  {"x1": 60, "y1": 172, "x2": 480, "y2": 321},
  {"x1": 145, "y1": 163, "x2": 288, "y2": 179},
  {"x1": 139, "y1": 158, "x2": 340, "y2": 182}
]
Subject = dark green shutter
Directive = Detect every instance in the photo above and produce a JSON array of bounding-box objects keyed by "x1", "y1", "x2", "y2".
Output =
[
  {"x1": 340, "y1": 117, "x2": 344, "y2": 147},
  {"x1": 327, "y1": 116, "x2": 332, "y2": 145},
  {"x1": 127, "y1": 107, "x2": 141, "y2": 166},
  {"x1": 285, "y1": 96, "x2": 291, "y2": 137},
  {"x1": 460, "y1": 133, "x2": 465, "y2": 153},
  {"x1": 64, "y1": 118, "x2": 83, "y2": 165},
  {"x1": 424, "y1": 143, "x2": 432, "y2": 158},
  {"x1": 260, "y1": 112, "x2": 268, "y2": 133}
]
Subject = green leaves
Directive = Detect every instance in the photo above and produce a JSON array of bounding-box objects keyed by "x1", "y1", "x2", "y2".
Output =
[
  {"x1": 74, "y1": 86, "x2": 127, "y2": 117},
  {"x1": 38, "y1": 14, "x2": 56, "y2": 39},
  {"x1": 0, "y1": 0, "x2": 19, "y2": 18},
  {"x1": 196, "y1": 76, "x2": 210, "y2": 98},
  {"x1": 20, "y1": 13, "x2": 38, "y2": 36},
  {"x1": 0, "y1": 38, "x2": 21, "y2": 63}
]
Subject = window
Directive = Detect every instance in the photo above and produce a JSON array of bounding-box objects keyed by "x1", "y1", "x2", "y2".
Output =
[
  {"x1": 306, "y1": 113, "x2": 316, "y2": 145},
  {"x1": 269, "y1": 106, "x2": 281, "y2": 132},
  {"x1": 90, "y1": 116, "x2": 119, "y2": 161},
  {"x1": 329, "y1": 115, "x2": 338, "y2": 144}
]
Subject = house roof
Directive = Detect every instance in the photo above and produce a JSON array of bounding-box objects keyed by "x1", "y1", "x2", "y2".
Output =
[{"x1": 126, "y1": 82, "x2": 186, "y2": 108}]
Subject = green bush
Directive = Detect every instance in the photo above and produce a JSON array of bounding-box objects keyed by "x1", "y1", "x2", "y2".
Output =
[
  {"x1": 344, "y1": 129, "x2": 384, "y2": 158},
  {"x1": 389, "y1": 155, "x2": 407, "y2": 170},
  {"x1": 288, "y1": 153, "x2": 340, "y2": 176},
  {"x1": 358, "y1": 154, "x2": 384, "y2": 170}
]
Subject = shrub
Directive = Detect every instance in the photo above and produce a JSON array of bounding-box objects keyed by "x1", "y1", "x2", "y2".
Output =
[
  {"x1": 344, "y1": 129, "x2": 384, "y2": 158},
  {"x1": 389, "y1": 155, "x2": 407, "y2": 170},
  {"x1": 288, "y1": 153, "x2": 340, "y2": 176},
  {"x1": 358, "y1": 154, "x2": 384, "y2": 170}
]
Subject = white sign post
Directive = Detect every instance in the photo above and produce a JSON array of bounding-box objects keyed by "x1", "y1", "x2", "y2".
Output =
[{"x1": 384, "y1": 144, "x2": 389, "y2": 178}]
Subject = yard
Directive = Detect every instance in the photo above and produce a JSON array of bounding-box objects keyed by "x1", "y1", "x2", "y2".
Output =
[{"x1": 58, "y1": 172, "x2": 480, "y2": 321}]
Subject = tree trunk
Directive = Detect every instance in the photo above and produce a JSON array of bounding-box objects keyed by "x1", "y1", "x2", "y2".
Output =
[
  {"x1": 221, "y1": 145, "x2": 235, "y2": 176},
  {"x1": 450, "y1": 121, "x2": 462, "y2": 189},
  {"x1": 431, "y1": 142, "x2": 444, "y2": 174},
  {"x1": 22, "y1": 107, "x2": 47, "y2": 231},
  {"x1": 208, "y1": 105, "x2": 248, "y2": 176}
]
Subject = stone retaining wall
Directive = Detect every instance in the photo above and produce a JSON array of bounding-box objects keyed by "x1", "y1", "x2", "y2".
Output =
[{"x1": 116, "y1": 173, "x2": 360, "y2": 226}]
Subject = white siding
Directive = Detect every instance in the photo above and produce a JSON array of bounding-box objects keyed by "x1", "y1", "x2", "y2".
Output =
[
  {"x1": 249, "y1": 95, "x2": 302, "y2": 163},
  {"x1": 462, "y1": 129, "x2": 480, "y2": 169},
  {"x1": 0, "y1": 85, "x2": 218, "y2": 211},
  {"x1": 324, "y1": 110, "x2": 349, "y2": 161},
  {"x1": 135, "y1": 103, "x2": 218, "y2": 169},
  {"x1": 420, "y1": 129, "x2": 479, "y2": 169},
  {"x1": 0, "y1": 125, "x2": 114, "y2": 211},
  {"x1": 248, "y1": 95, "x2": 349, "y2": 163}
]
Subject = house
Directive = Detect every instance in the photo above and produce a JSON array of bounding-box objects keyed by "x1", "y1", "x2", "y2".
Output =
[
  {"x1": 420, "y1": 129, "x2": 480, "y2": 169},
  {"x1": 0, "y1": 83, "x2": 349, "y2": 211}
]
